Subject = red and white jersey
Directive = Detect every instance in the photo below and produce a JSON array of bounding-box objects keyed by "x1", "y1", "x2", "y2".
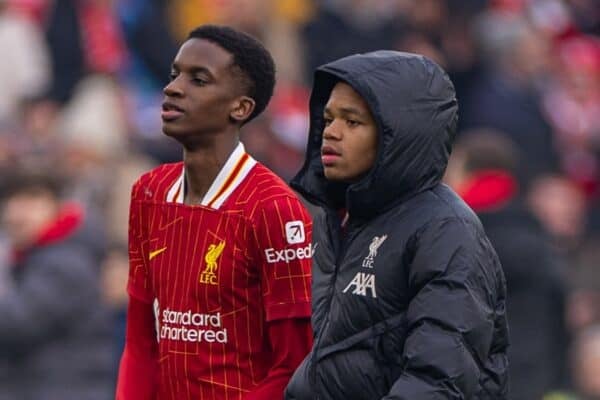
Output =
[{"x1": 127, "y1": 142, "x2": 313, "y2": 399}]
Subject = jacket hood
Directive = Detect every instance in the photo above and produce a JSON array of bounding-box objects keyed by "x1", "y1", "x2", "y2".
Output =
[{"x1": 291, "y1": 51, "x2": 458, "y2": 218}]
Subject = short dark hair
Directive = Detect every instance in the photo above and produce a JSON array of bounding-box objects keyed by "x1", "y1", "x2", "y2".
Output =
[
  {"x1": 0, "y1": 167, "x2": 65, "y2": 202},
  {"x1": 456, "y1": 129, "x2": 520, "y2": 174},
  {"x1": 188, "y1": 25, "x2": 276, "y2": 123}
]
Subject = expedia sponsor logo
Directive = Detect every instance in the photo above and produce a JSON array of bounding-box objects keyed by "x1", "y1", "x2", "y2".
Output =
[
  {"x1": 264, "y1": 243, "x2": 317, "y2": 264},
  {"x1": 285, "y1": 220, "x2": 305, "y2": 244}
]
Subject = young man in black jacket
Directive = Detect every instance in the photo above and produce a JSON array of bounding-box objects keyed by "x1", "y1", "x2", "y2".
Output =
[{"x1": 285, "y1": 51, "x2": 509, "y2": 399}]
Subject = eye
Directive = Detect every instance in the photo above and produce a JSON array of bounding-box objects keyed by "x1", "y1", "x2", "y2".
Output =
[
  {"x1": 168, "y1": 71, "x2": 178, "y2": 81},
  {"x1": 346, "y1": 119, "x2": 361, "y2": 127},
  {"x1": 323, "y1": 117, "x2": 333, "y2": 126},
  {"x1": 192, "y1": 77, "x2": 208, "y2": 86}
]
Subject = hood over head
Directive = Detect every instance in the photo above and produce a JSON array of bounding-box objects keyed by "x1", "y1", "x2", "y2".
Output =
[{"x1": 291, "y1": 51, "x2": 458, "y2": 219}]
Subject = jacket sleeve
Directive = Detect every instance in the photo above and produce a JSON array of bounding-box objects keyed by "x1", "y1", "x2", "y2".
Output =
[{"x1": 383, "y1": 217, "x2": 506, "y2": 399}]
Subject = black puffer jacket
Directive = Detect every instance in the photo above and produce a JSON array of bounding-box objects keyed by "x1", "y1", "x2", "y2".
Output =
[{"x1": 285, "y1": 51, "x2": 509, "y2": 399}]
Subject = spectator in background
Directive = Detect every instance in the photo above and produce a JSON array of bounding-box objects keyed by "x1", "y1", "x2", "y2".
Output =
[
  {"x1": 567, "y1": 0, "x2": 600, "y2": 35},
  {"x1": 463, "y1": 11, "x2": 558, "y2": 182},
  {"x1": 301, "y1": 0, "x2": 404, "y2": 81},
  {"x1": 100, "y1": 243, "x2": 130, "y2": 384},
  {"x1": 542, "y1": 35, "x2": 600, "y2": 200},
  {"x1": 118, "y1": 0, "x2": 178, "y2": 90},
  {"x1": 42, "y1": 0, "x2": 130, "y2": 173},
  {"x1": 528, "y1": 173, "x2": 588, "y2": 256},
  {"x1": 449, "y1": 129, "x2": 570, "y2": 400},
  {"x1": 565, "y1": 235, "x2": 600, "y2": 347},
  {"x1": 0, "y1": 0, "x2": 49, "y2": 123},
  {"x1": 44, "y1": 0, "x2": 127, "y2": 104},
  {"x1": 100, "y1": 152, "x2": 156, "y2": 384},
  {"x1": 547, "y1": 325, "x2": 600, "y2": 400},
  {"x1": 0, "y1": 168, "x2": 113, "y2": 400},
  {"x1": 571, "y1": 325, "x2": 600, "y2": 399}
]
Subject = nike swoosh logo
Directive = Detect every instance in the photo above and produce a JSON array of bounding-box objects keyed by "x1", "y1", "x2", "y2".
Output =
[{"x1": 149, "y1": 247, "x2": 167, "y2": 260}]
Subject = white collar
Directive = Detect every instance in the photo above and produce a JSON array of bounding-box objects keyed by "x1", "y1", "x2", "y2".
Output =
[{"x1": 166, "y1": 142, "x2": 256, "y2": 209}]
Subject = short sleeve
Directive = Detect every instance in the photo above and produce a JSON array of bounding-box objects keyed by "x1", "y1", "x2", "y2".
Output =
[
  {"x1": 126, "y1": 180, "x2": 154, "y2": 303},
  {"x1": 254, "y1": 195, "x2": 313, "y2": 321}
]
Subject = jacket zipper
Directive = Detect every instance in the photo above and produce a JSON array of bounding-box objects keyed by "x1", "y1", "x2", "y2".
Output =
[{"x1": 311, "y1": 212, "x2": 361, "y2": 399}]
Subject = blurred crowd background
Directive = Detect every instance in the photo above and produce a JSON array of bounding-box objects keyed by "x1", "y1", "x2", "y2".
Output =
[{"x1": 0, "y1": 0, "x2": 597, "y2": 399}]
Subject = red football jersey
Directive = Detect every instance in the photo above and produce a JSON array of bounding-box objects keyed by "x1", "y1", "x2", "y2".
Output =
[{"x1": 127, "y1": 143, "x2": 313, "y2": 399}]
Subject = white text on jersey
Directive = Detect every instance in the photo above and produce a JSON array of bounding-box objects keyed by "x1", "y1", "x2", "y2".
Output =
[{"x1": 264, "y1": 243, "x2": 316, "y2": 264}]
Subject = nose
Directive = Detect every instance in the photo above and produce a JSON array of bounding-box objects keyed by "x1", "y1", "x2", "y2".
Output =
[
  {"x1": 163, "y1": 77, "x2": 184, "y2": 98},
  {"x1": 323, "y1": 119, "x2": 342, "y2": 141}
]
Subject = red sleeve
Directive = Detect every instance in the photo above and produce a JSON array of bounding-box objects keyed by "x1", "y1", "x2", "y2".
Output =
[
  {"x1": 126, "y1": 181, "x2": 153, "y2": 302},
  {"x1": 116, "y1": 297, "x2": 158, "y2": 400},
  {"x1": 243, "y1": 318, "x2": 312, "y2": 400},
  {"x1": 254, "y1": 195, "x2": 313, "y2": 321}
]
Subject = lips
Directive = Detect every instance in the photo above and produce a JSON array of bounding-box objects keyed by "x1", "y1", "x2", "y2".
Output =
[
  {"x1": 321, "y1": 145, "x2": 341, "y2": 166},
  {"x1": 321, "y1": 145, "x2": 341, "y2": 156},
  {"x1": 161, "y1": 101, "x2": 184, "y2": 121}
]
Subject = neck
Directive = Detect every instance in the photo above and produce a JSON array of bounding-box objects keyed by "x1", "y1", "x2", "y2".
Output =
[{"x1": 182, "y1": 134, "x2": 239, "y2": 205}]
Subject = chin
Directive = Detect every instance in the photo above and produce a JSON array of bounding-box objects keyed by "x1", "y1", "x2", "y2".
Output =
[
  {"x1": 324, "y1": 168, "x2": 365, "y2": 183},
  {"x1": 323, "y1": 168, "x2": 345, "y2": 182},
  {"x1": 162, "y1": 124, "x2": 187, "y2": 138}
]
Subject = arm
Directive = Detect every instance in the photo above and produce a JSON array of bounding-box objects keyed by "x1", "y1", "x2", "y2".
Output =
[
  {"x1": 116, "y1": 179, "x2": 158, "y2": 399},
  {"x1": 249, "y1": 194, "x2": 314, "y2": 398},
  {"x1": 383, "y1": 218, "x2": 507, "y2": 399},
  {"x1": 116, "y1": 296, "x2": 158, "y2": 400},
  {"x1": 244, "y1": 318, "x2": 312, "y2": 400}
]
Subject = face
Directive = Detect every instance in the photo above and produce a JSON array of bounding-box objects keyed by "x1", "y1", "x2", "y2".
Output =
[
  {"x1": 1, "y1": 192, "x2": 58, "y2": 250},
  {"x1": 321, "y1": 82, "x2": 378, "y2": 182},
  {"x1": 162, "y1": 38, "x2": 254, "y2": 141}
]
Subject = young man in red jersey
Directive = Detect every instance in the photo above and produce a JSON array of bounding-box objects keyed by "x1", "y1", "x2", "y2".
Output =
[{"x1": 116, "y1": 25, "x2": 313, "y2": 400}]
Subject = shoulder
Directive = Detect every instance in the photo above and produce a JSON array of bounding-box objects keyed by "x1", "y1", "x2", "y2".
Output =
[
  {"x1": 415, "y1": 184, "x2": 483, "y2": 230},
  {"x1": 404, "y1": 191, "x2": 504, "y2": 288},
  {"x1": 397, "y1": 185, "x2": 490, "y2": 254},
  {"x1": 388, "y1": 184, "x2": 484, "y2": 242},
  {"x1": 131, "y1": 162, "x2": 183, "y2": 202},
  {"x1": 245, "y1": 163, "x2": 310, "y2": 220}
]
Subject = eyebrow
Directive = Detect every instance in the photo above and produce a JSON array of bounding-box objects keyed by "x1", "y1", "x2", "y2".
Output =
[
  {"x1": 324, "y1": 106, "x2": 366, "y2": 119},
  {"x1": 171, "y1": 63, "x2": 215, "y2": 80}
]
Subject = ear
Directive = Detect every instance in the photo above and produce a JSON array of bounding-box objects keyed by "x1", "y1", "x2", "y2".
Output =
[{"x1": 230, "y1": 96, "x2": 256, "y2": 123}]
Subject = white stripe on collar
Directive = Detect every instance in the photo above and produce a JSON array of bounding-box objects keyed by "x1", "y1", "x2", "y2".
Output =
[{"x1": 165, "y1": 142, "x2": 256, "y2": 209}]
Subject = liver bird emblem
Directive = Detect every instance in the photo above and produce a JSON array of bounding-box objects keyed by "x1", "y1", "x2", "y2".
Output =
[
  {"x1": 368, "y1": 235, "x2": 387, "y2": 259},
  {"x1": 204, "y1": 241, "x2": 226, "y2": 275}
]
